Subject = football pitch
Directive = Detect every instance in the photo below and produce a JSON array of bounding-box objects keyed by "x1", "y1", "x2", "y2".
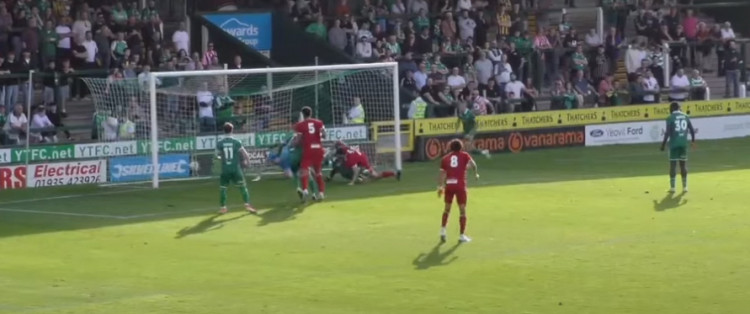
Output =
[{"x1": 1, "y1": 138, "x2": 749, "y2": 314}]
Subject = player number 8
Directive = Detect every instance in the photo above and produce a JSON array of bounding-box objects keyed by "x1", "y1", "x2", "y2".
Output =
[{"x1": 450, "y1": 155, "x2": 458, "y2": 168}]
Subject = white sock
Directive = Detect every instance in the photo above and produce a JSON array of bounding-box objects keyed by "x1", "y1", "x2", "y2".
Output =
[{"x1": 440, "y1": 227, "x2": 446, "y2": 235}]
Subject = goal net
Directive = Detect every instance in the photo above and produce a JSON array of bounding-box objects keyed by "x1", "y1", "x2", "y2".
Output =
[{"x1": 82, "y1": 62, "x2": 402, "y2": 187}]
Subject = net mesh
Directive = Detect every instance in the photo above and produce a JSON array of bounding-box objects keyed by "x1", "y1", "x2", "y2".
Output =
[{"x1": 82, "y1": 65, "x2": 397, "y2": 183}]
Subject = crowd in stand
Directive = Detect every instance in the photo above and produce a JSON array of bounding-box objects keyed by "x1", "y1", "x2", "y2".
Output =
[{"x1": 292, "y1": 0, "x2": 743, "y2": 119}]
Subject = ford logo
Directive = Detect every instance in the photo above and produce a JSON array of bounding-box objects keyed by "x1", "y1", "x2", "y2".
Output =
[{"x1": 590, "y1": 129, "x2": 604, "y2": 137}]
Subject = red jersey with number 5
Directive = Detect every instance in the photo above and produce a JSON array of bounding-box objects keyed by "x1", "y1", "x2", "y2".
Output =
[
  {"x1": 441, "y1": 151, "x2": 472, "y2": 190},
  {"x1": 294, "y1": 118, "x2": 325, "y2": 151}
]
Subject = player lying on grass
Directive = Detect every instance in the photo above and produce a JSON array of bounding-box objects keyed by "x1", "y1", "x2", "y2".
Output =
[
  {"x1": 267, "y1": 136, "x2": 321, "y2": 201},
  {"x1": 456, "y1": 102, "x2": 491, "y2": 159},
  {"x1": 216, "y1": 122, "x2": 257, "y2": 214},
  {"x1": 326, "y1": 141, "x2": 399, "y2": 185},
  {"x1": 438, "y1": 139, "x2": 479, "y2": 243},
  {"x1": 660, "y1": 102, "x2": 695, "y2": 193}
]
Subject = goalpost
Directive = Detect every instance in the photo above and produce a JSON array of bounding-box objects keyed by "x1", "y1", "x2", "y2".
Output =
[{"x1": 84, "y1": 62, "x2": 402, "y2": 188}]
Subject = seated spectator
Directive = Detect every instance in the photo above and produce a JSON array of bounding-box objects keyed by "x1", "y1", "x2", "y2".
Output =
[
  {"x1": 669, "y1": 68, "x2": 689, "y2": 101},
  {"x1": 469, "y1": 89, "x2": 493, "y2": 115},
  {"x1": 373, "y1": 40, "x2": 387, "y2": 59},
  {"x1": 474, "y1": 50, "x2": 494, "y2": 88},
  {"x1": 689, "y1": 69, "x2": 707, "y2": 100},
  {"x1": 585, "y1": 28, "x2": 602, "y2": 50},
  {"x1": 420, "y1": 77, "x2": 441, "y2": 107},
  {"x1": 414, "y1": 62, "x2": 428, "y2": 90},
  {"x1": 462, "y1": 54, "x2": 477, "y2": 83},
  {"x1": 328, "y1": 19, "x2": 347, "y2": 51},
  {"x1": 306, "y1": 14, "x2": 327, "y2": 39},
  {"x1": 642, "y1": 70, "x2": 659, "y2": 103},
  {"x1": 402, "y1": 33, "x2": 417, "y2": 54},
  {"x1": 598, "y1": 75, "x2": 619, "y2": 106},
  {"x1": 428, "y1": 54, "x2": 449, "y2": 76},
  {"x1": 495, "y1": 54, "x2": 513, "y2": 90},
  {"x1": 355, "y1": 36, "x2": 372, "y2": 59},
  {"x1": 504, "y1": 73, "x2": 525, "y2": 112},
  {"x1": 562, "y1": 81, "x2": 579, "y2": 109},
  {"x1": 482, "y1": 77, "x2": 502, "y2": 100},
  {"x1": 4, "y1": 104, "x2": 27, "y2": 144},
  {"x1": 400, "y1": 70, "x2": 418, "y2": 93},
  {"x1": 30, "y1": 105, "x2": 56, "y2": 143},
  {"x1": 428, "y1": 66, "x2": 446, "y2": 86},
  {"x1": 447, "y1": 67, "x2": 466, "y2": 91},
  {"x1": 521, "y1": 78, "x2": 537, "y2": 112},
  {"x1": 550, "y1": 79, "x2": 567, "y2": 110},
  {"x1": 386, "y1": 35, "x2": 401, "y2": 57},
  {"x1": 434, "y1": 84, "x2": 456, "y2": 117}
]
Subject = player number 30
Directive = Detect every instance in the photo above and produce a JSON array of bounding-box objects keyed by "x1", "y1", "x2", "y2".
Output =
[{"x1": 675, "y1": 119, "x2": 688, "y2": 132}]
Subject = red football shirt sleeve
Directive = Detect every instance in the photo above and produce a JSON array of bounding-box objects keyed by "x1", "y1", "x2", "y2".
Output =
[{"x1": 293, "y1": 122, "x2": 303, "y2": 134}]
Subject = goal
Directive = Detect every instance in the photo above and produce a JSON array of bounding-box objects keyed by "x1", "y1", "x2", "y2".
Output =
[{"x1": 83, "y1": 62, "x2": 403, "y2": 188}]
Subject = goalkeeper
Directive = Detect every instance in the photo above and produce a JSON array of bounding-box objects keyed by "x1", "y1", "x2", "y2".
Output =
[{"x1": 268, "y1": 135, "x2": 320, "y2": 200}]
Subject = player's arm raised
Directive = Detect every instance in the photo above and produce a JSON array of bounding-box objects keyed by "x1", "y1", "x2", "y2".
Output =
[{"x1": 660, "y1": 121, "x2": 671, "y2": 151}]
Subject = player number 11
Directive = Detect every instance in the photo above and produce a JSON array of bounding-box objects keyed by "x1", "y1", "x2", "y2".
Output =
[{"x1": 223, "y1": 147, "x2": 233, "y2": 164}]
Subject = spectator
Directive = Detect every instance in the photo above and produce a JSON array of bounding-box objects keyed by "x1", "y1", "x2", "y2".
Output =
[
  {"x1": 649, "y1": 44, "x2": 665, "y2": 87},
  {"x1": 457, "y1": 0, "x2": 472, "y2": 12},
  {"x1": 669, "y1": 68, "x2": 689, "y2": 101},
  {"x1": 196, "y1": 82, "x2": 216, "y2": 133},
  {"x1": 409, "y1": 0, "x2": 428, "y2": 15},
  {"x1": 400, "y1": 70, "x2": 418, "y2": 93},
  {"x1": 80, "y1": 31, "x2": 98, "y2": 68},
  {"x1": 598, "y1": 75, "x2": 617, "y2": 106},
  {"x1": 463, "y1": 54, "x2": 477, "y2": 83},
  {"x1": 407, "y1": 95, "x2": 429, "y2": 118},
  {"x1": 428, "y1": 65, "x2": 446, "y2": 86},
  {"x1": 562, "y1": 81, "x2": 578, "y2": 109},
  {"x1": 414, "y1": 27, "x2": 432, "y2": 55},
  {"x1": 137, "y1": 65, "x2": 160, "y2": 89},
  {"x1": 231, "y1": 55, "x2": 243, "y2": 69},
  {"x1": 496, "y1": 6, "x2": 511, "y2": 38},
  {"x1": 447, "y1": 67, "x2": 466, "y2": 91},
  {"x1": 482, "y1": 77, "x2": 502, "y2": 99},
  {"x1": 572, "y1": 70, "x2": 595, "y2": 107},
  {"x1": 0, "y1": 6, "x2": 10, "y2": 54},
  {"x1": 111, "y1": 32, "x2": 128, "y2": 65},
  {"x1": 521, "y1": 77, "x2": 537, "y2": 112},
  {"x1": 592, "y1": 46, "x2": 609, "y2": 83},
  {"x1": 346, "y1": 97, "x2": 365, "y2": 124},
  {"x1": 46, "y1": 103, "x2": 71, "y2": 141},
  {"x1": 373, "y1": 40, "x2": 387, "y2": 59},
  {"x1": 474, "y1": 11, "x2": 489, "y2": 47},
  {"x1": 402, "y1": 32, "x2": 417, "y2": 54},
  {"x1": 720, "y1": 22, "x2": 735, "y2": 42},
  {"x1": 172, "y1": 22, "x2": 189, "y2": 55},
  {"x1": 642, "y1": 70, "x2": 659, "y2": 103},
  {"x1": 335, "y1": 0, "x2": 351, "y2": 16},
  {"x1": 585, "y1": 29, "x2": 602, "y2": 49},
  {"x1": 40, "y1": 20, "x2": 59, "y2": 67},
  {"x1": 571, "y1": 45, "x2": 588, "y2": 78},
  {"x1": 469, "y1": 89, "x2": 492, "y2": 115},
  {"x1": 695, "y1": 22, "x2": 711, "y2": 73},
  {"x1": 0, "y1": 55, "x2": 11, "y2": 112},
  {"x1": 414, "y1": 62, "x2": 428, "y2": 90},
  {"x1": 398, "y1": 51, "x2": 417, "y2": 74},
  {"x1": 95, "y1": 25, "x2": 113, "y2": 69},
  {"x1": 111, "y1": 2, "x2": 129, "y2": 25},
  {"x1": 504, "y1": 73, "x2": 524, "y2": 102},
  {"x1": 724, "y1": 40, "x2": 740, "y2": 98},
  {"x1": 495, "y1": 54, "x2": 513, "y2": 89},
  {"x1": 42, "y1": 61, "x2": 56, "y2": 106},
  {"x1": 390, "y1": 0, "x2": 405, "y2": 15},
  {"x1": 56, "y1": 17, "x2": 73, "y2": 60},
  {"x1": 429, "y1": 55, "x2": 449, "y2": 75},
  {"x1": 5, "y1": 104, "x2": 27, "y2": 144},
  {"x1": 434, "y1": 84, "x2": 456, "y2": 117},
  {"x1": 355, "y1": 36, "x2": 372, "y2": 59},
  {"x1": 306, "y1": 14, "x2": 327, "y2": 39},
  {"x1": 628, "y1": 74, "x2": 645, "y2": 104},
  {"x1": 385, "y1": 34, "x2": 400, "y2": 57},
  {"x1": 690, "y1": 69, "x2": 706, "y2": 100},
  {"x1": 328, "y1": 19, "x2": 347, "y2": 51},
  {"x1": 72, "y1": 11, "x2": 92, "y2": 44},
  {"x1": 441, "y1": 12, "x2": 456, "y2": 41},
  {"x1": 0, "y1": 106, "x2": 5, "y2": 145},
  {"x1": 4, "y1": 53, "x2": 17, "y2": 108},
  {"x1": 458, "y1": 10, "x2": 476, "y2": 42},
  {"x1": 30, "y1": 105, "x2": 56, "y2": 143}
]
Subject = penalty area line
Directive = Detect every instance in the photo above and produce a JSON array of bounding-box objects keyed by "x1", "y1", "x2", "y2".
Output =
[{"x1": 0, "y1": 207, "x2": 129, "y2": 219}]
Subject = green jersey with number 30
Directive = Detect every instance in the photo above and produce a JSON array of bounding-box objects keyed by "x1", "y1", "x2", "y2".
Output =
[
  {"x1": 666, "y1": 111, "x2": 691, "y2": 148},
  {"x1": 217, "y1": 137, "x2": 244, "y2": 174}
]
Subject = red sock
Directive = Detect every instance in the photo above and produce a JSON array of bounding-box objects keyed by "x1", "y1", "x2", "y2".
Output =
[
  {"x1": 300, "y1": 171, "x2": 309, "y2": 191},
  {"x1": 459, "y1": 216, "x2": 467, "y2": 234},
  {"x1": 441, "y1": 212, "x2": 449, "y2": 227},
  {"x1": 381, "y1": 171, "x2": 395, "y2": 178},
  {"x1": 314, "y1": 173, "x2": 325, "y2": 193}
]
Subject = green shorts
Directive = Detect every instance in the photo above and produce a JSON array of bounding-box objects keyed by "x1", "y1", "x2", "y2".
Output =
[
  {"x1": 220, "y1": 171, "x2": 245, "y2": 187},
  {"x1": 669, "y1": 146, "x2": 687, "y2": 161},
  {"x1": 463, "y1": 128, "x2": 477, "y2": 140}
]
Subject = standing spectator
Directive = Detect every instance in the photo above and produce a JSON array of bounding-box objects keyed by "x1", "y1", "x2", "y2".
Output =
[
  {"x1": 521, "y1": 77, "x2": 538, "y2": 112},
  {"x1": 41, "y1": 20, "x2": 59, "y2": 67},
  {"x1": 17, "y1": 50, "x2": 34, "y2": 106},
  {"x1": 111, "y1": 32, "x2": 128, "y2": 65},
  {"x1": 413, "y1": 62, "x2": 428, "y2": 90},
  {"x1": 202, "y1": 42, "x2": 218, "y2": 66},
  {"x1": 328, "y1": 19, "x2": 347, "y2": 51},
  {"x1": 408, "y1": 0, "x2": 428, "y2": 15},
  {"x1": 469, "y1": 89, "x2": 492, "y2": 115},
  {"x1": 230, "y1": 55, "x2": 243, "y2": 69},
  {"x1": 642, "y1": 70, "x2": 659, "y2": 103},
  {"x1": 400, "y1": 70, "x2": 418, "y2": 93},
  {"x1": 390, "y1": 0, "x2": 405, "y2": 15},
  {"x1": 81, "y1": 31, "x2": 98, "y2": 69},
  {"x1": 571, "y1": 44, "x2": 588, "y2": 78},
  {"x1": 196, "y1": 82, "x2": 216, "y2": 133},
  {"x1": 21, "y1": 18, "x2": 39, "y2": 67},
  {"x1": 58, "y1": 59, "x2": 74, "y2": 110},
  {"x1": 496, "y1": 6, "x2": 511, "y2": 38},
  {"x1": 355, "y1": 36, "x2": 372, "y2": 59},
  {"x1": 95, "y1": 26, "x2": 112, "y2": 69},
  {"x1": 4, "y1": 53, "x2": 17, "y2": 108},
  {"x1": 504, "y1": 74, "x2": 524, "y2": 111},
  {"x1": 306, "y1": 15, "x2": 327, "y2": 39},
  {"x1": 690, "y1": 69, "x2": 706, "y2": 100},
  {"x1": 724, "y1": 40, "x2": 740, "y2": 98},
  {"x1": 414, "y1": 27, "x2": 431, "y2": 55},
  {"x1": 172, "y1": 22, "x2": 189, "y2": 55},
  {"x1": 55, "y1": 17, "x2": 73, "y2": 61},
  {"x1": 0, "y1": 6, "x2": 11, "y2": 54},
  {"x1": 398, "y1": 51, "x2": 418, "y2": 74},
  {"x1": 649, "y1": 44, "x2": 665, "y2": 87},
  {"x1": 72, "y1": 11, "x2": 91, "y2": 44},
  {"x1": 457, "y1": 10, "x2": 476, "y2": 42},
  {"x1": 474, "y1": 11, "x2": 489, "y2": 48},
  {"x1": 335, "y1": 0, "x2": 351, "y2": 16},
  {"x1": 456, "y1": 0, "x2": 472, "y2": 12},
  {"x1": 669, "y1": 68, "x2": 689, "y2": 101},
  {"x1": 0, "y1": 55, "x2": 10, "y2": 112},
  {"x1": 463, "y1": 54, "x2": 477, "y2": 84},
  {"x1": 0, "y1": 106, "x2": 6, "y2": 145},
  {"x1": 495, "y1": 54, "x2": 513, "y2": 90},
  {"x1": 473, "y1": 51, "x2": 494, "y2": 88},
  {"x1": 441, "y1": 12, "x2": 456, "y2": 41},
  {"x1": 592, "y1": 46, "x2": 609, "y2": 83}
]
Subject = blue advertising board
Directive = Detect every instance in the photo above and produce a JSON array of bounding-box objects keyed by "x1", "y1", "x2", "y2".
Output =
[
  {"x1": 204, "y1": 13, "x2": 272, "y2": 54},
  {"x1": 109, "y1": 154, "x2": 191, "y2": 182}
]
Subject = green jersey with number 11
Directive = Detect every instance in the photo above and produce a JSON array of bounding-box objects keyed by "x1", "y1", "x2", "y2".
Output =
[
  {"x1": 217, "y1": 137, "x2": 244, "y2": 174},
  {"x1": 666, "y1": 111, "x2": 691, "y2": 148}
]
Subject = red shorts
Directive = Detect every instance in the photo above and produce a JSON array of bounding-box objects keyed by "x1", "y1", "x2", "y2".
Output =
[
  {"x1": 444, "y1": 187, "x2": 467, "y2": 205},
  {"x1": 299, "y1": 148, "x2": 324, "y2": 171},
  {"x1": 345, "y1": 154, "x2": 371, "y2": 171}
]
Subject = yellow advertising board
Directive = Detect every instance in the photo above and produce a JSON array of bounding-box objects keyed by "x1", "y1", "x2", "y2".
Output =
[{"x1": 415, "y1": 98, "x2": 750, "y2": 136}]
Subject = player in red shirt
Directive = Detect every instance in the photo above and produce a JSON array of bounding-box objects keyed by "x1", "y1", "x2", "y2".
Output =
[
  {"x1": 293, "y1": 106, "x2": 326, "y2": 201},
  {"x1": 438, "y1": 139, "x2": 479, "y2": 243},
  {"x1": 334, "y1": 141, "x2": 398, "y2": 185}
]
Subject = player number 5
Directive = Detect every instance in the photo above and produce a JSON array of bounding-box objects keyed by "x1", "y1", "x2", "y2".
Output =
[{"x1": 308, "y1": 122, "x2": 315, "y2": 134}]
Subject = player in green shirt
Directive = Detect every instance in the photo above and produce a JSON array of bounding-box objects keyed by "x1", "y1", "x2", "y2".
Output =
[
  {"x1": 216, "y1": 122, "x2": 256, "y2": 214},
  {"x1": 455, "y1": 102, "x2": 491, "y2": 158},
  {"x1": 660, "y1": 102, "x2": 696, "y2": 193}
]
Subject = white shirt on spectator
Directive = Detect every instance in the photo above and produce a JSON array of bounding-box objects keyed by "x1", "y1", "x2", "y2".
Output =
[
  {"x1": 505, "y1": 80, "x2": 525, "y2": 99},
  {"x1": 172, "y1": 30, "x2": 190, "y2": 54},
  {"x1": 408, "y1": 0, "x2": 428, "y2": 14},
  {"x1": 391, "y1": 2, "x2": 406, "y2": 14},
  {"x1": 72, "y1": 20, "x2": 91, "y2": 43},
  {"x1": 644, "y1": 77, "x2": 659, "y2": 102},
  {"x1": 496, "y1": 62, "x2": 513, "y2": 84},
  {"x1": 196, "y1": 91, "x2": 215, "y2": 118},
  {"x1": 138, "y1": 72, "x2": 161, "y2": 89},
  {"x1": 585, "y1": 32, "x2": 602, "y2": 47},
  {"x1": 356, "y1": 42, "x2": 372, "y2": 58},
  {"x1": 472, "y1": 96, "x2": 491, "y2": 115},
  {"x1": 456, "y1": 0, "x2": 472, "y2": 11},
  {"x1": 447, "y1": 74, "x2": 466, "y2": 89},
  {"x1": 356, "y1": 29, "x2": 373, "y2": 42},
  {"x1": 31, "y1": 112, "x2": 53, "y2": 129},
  {"x1": 721, "y1": 28, "x2": 735, "y2": 40},
  {"x1": 8, "y1": 113, "x2": 27, "y2": 131},
  {"x1": 474, "y1": 58, "x2": 493, "y2": 85},
  {"x1": 414, "y1": 70, "x2": 427, "y2": 89},
  {"x1": 102, "y1": 117, "x2": 118, "y2": 141},
  {"x1": 458, "y1": 16, "x2": 476, "y2": 41},
  {"x1": 83, "y1": 40, "x2": 98, "y2": 62},
  {"x1": 625, "y1": 47, "x2": 647, "y2": 73},
  {"x1": 56, "y1": 25, "x2": 72, "y2": 49},
  {"x1": 670, "y1": 74, "x2": 690, "y2": 100}
]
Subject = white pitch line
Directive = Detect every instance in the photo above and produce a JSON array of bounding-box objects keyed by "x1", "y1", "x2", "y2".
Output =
[
  {"x1": 0, "y1": 207, "x2": 128, "y2": 219},
  {"x1": 123, "y1": 207, "x2": 217, "y2": 220}
]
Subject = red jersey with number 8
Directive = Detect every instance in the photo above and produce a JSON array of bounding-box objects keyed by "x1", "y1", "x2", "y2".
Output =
[
  {"x1": 441, "y1": 151, "x2": 472, "y2": 190},
  {"x1": 294, "y1": 118, "x2": 325, "y2": 152}
]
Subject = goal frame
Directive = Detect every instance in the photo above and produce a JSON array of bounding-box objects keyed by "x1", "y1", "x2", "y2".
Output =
[{"x1": 148, "y1": 62, "x2": 402, "y2": 188}]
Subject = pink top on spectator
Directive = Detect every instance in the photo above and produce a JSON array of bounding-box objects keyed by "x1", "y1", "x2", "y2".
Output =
[
  {"x1": 683, "y1": 17, "x2": 699, "y2": 38},
  {"x1": 533, "y1": 35, "x2": 551, "y2": 49}
]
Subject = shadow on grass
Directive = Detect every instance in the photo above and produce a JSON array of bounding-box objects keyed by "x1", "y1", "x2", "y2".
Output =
[
  {"x1": 175, "y1": 213, "x2": 251, "y2": 239},
  {"x1": 412, "y1": 242, "x2": 461, "y2": 270},
  {"x1": 653, "y1": 192, "x2": 688, "y2": 212},
  {"x1": 257, "y1": 201, "x2": 310, "y2": 227}
]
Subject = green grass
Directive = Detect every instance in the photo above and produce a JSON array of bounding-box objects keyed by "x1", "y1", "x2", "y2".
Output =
[{"x1": 1, "y1": 138, "x2": 750, "y2": 313}]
